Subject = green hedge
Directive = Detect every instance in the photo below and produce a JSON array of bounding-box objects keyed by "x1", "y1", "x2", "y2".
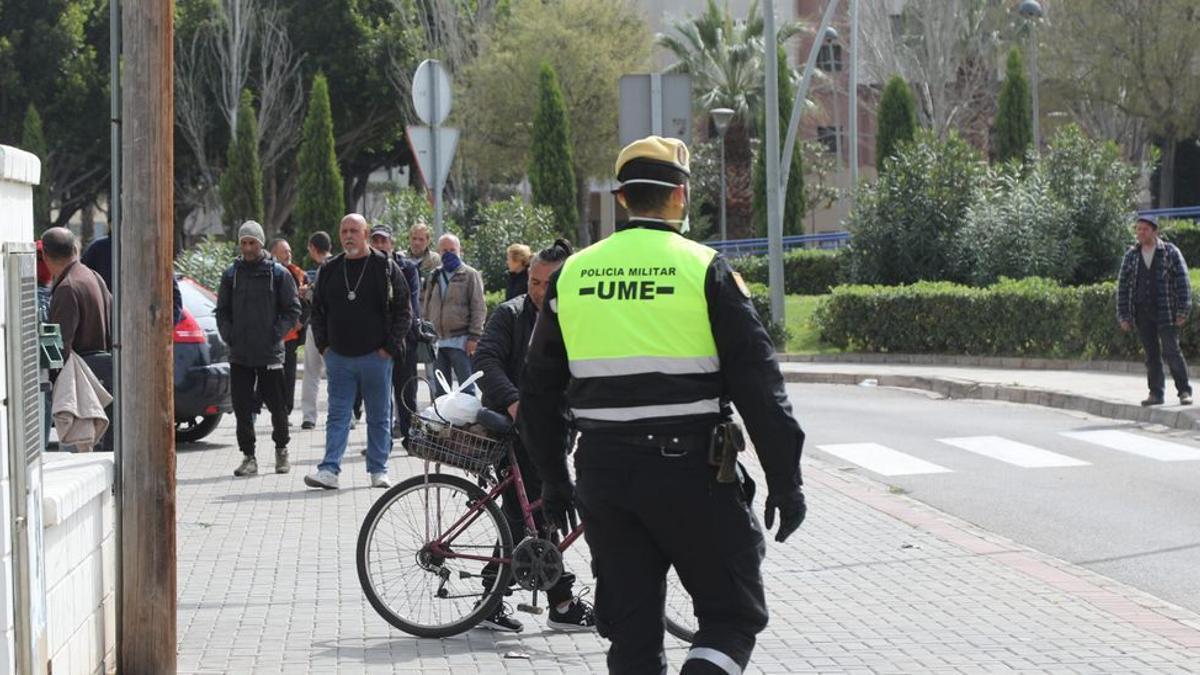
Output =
[
  {"x1": 731, "y1": 249, "x2": 844, "y2": 295},
  {"x1": 1160, "y1": 219, "x2": 1200, "y2": 268},
  {"x1": 747, "y1": 282, "x2": 790, "y2": 349},
  {"x1": 811, "y1": 275, "x2": 1200, "y2": 359}
]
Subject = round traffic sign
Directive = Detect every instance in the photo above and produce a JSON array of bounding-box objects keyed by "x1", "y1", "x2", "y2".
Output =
[{"x1": 412, "y1": 59, "x2": 452, "y2": 126}]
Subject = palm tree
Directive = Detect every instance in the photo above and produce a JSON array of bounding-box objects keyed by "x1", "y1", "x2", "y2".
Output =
[
  {"x1": 657, "y1": 0, "x2": 810, "y2": 237},
  {"x1": 657, "y1": 0, "x2": 807, "y2": 122}
]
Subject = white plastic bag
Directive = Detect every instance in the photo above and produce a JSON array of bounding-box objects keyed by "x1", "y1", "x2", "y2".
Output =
[{"x1": 419, "y1": 370, "x2": 484, "y2": 426}]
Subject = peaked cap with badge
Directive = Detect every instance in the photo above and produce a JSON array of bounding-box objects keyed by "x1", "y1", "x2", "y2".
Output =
[{"x1": 612, "y1": 135, "x2": 691, "y2": 193}]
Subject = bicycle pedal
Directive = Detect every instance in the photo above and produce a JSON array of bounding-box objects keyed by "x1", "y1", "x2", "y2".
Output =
[{"x1": 516, "y1": 603, "x2": 543, "y2": 615}]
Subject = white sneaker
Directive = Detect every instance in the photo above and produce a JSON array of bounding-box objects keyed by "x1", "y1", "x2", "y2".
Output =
[
  {"x1": 370, "y1": 472, "x2": 391, "y2": 489},
  {"x1": 303, "y1": 469, "x2": 339, "y2": 490}
]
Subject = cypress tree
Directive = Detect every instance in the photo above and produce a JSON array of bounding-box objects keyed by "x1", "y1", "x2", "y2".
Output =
[
  {"x1": 994, "y1": 47, "x2": 1034, "y2": 163},
  {"x1": 219, "y1": 89, "x2": 265, "y2": 236},
  {"x1": 528, "y1": 61, "x2": 578, "y2": 240},
  {"x1": 752, "y1": 46, "x2": 805, "y2": 237},
  {"x1": 875, "y1": 75, "x2": 918, "y2": 172},
  {"x1": 21, "y1": 103, "x2": 51, "y2": 235},
  {"x1": 295, "y1": 73, "x2": 345, "y2": 261}
]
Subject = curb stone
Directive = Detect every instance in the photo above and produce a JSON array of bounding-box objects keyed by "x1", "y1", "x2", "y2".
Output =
[{"x1": 782, "y1": 370, "x2": 1200, "y2": 432}]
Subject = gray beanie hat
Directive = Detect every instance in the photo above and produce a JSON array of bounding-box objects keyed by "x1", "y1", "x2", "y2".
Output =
[{"x1": 238, "y1": 220, "x2": 266, "y2": 245}]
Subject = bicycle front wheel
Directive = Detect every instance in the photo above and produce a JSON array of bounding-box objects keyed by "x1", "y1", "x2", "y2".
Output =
[
  {"x1": 664, "y1": 566, "x2": 697, "y2": 643},
  {"x1": 357, "y1": 473, "x2": 514, "y2": 638}
]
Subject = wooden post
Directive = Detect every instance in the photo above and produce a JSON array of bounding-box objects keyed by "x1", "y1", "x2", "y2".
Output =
[{"x1": 118, "y1": 1, "x2": 176, "y2": 672}]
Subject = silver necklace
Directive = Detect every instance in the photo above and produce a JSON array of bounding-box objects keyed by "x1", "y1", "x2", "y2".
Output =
[{"x1": 343, "y1": 255, "x2": 369, "y2": 301}]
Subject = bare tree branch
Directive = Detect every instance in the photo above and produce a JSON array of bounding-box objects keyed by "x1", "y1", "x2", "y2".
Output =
[
  {"x1": 210, "y1": 0, "x2": 257, "y2": 135},
  {"x1": 860, "y1": 0, "x2": 1006, "y2": 141}
]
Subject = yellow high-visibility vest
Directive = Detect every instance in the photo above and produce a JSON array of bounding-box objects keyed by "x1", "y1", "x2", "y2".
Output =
[{"x1": 556, "y1": 226, "x2": 721, "y2": 423}]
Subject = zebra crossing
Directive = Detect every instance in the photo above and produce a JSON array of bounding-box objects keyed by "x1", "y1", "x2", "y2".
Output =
[{"x1": 815, "y1": 430, "x2": 1200, "y2": 477}]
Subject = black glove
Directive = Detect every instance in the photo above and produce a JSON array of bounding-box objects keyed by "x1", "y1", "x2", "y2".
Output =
[
  {"x1": 541, "y1": 480, "x2": 576, "y2": 535},
  {"x1": 764, "y1": 487, "x2": 806, "y2": 543}
]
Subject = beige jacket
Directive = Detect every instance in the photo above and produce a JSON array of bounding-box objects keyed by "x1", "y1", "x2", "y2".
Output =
[
  {"x1": 52, "y1": 353, "x2": 113, "y2": 451},
  {"x1": 422, "y1": 263, "x2": 486, "y2": 339}
]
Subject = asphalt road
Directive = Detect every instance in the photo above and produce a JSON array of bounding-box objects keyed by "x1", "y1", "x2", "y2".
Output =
[{"x1": 789, "y1": 382, "x2": 1200, "y2": 614}]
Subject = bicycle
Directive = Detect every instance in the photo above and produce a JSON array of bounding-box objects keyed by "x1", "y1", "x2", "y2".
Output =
[{"x1": 356, "y1": 412, "x2": 698, "y2": 640}]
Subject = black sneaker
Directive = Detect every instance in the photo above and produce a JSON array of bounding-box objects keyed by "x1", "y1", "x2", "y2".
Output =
[
  {"x1": 301, "y1": 421, "x2": 315, "y2": 430},
  {"x1": 477, "y1": 602, "x2": 523, "y2": 633},
  {"x1": 547, "y1": 598, "x2": 597, "y2": 632},
  {"x1": 1142, "y1": 396, "x2": 1165, "y2": 407}
]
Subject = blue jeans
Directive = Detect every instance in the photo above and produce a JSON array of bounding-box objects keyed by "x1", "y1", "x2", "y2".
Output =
[
  {"x1": 435, "y1": 346, "x2": 475, "y2": 396},
  {"x1": 321, "y1": 349, "x2": 393, "y2": 475}
]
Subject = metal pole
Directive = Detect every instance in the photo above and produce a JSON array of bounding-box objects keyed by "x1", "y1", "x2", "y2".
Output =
[
  {"x1": 763, "y1": 0, "x2": 785, "y2": 324},
  {"x1": 430, "y1": 65, "x2": 442, "y2": 237},
  {"x1": 719, "y1": 134, "x2": 727, "y2": 242},
  {"x1": 108, "y1": 0, "x2": 123, "y2": 665},
  {"x1": 1030, "y1": 25, "x2": 1041, "y2": 148},
  {"x1": 120, "y1": 0, "x2": 177, "y2": 671},
  {"x1": 781, "y1": 0, "x2": 841, "y2": 195},
  {"x1": 848, "y1": 0, "x2": 859, "y2": 195}
]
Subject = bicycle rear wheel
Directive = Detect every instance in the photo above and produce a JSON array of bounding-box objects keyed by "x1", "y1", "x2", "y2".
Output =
[
  {"x1": 664, "y1": 566, "x2": 697, "y2": 643},
  {"x1": 357, "y1": 473, "x2": 514, "y2": 638}
]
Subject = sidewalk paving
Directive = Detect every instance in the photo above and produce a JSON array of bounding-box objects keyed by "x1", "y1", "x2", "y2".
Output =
[
  {"x1": 176, "y1": 381, "x2": 1200, "y2": 673},
  {"x1": 779, "y1": 361, "x2": 1200, "y2": 433}
]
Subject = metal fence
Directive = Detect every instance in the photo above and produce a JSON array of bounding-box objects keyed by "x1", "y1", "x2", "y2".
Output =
[
  {"x1": 704, "y1": 207, "x2": 1200, "y2": 257},
  {"x1": 705, "y1": 231, "x2": 851, "y2": 257}
]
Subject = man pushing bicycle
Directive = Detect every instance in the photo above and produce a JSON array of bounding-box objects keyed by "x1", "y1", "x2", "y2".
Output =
[
  {"x1": 472, "y1": 239, "x2": 596, "y2": 633},
  {"x1": 520, "y1": 136, "x2": 806, "y2": 674}
]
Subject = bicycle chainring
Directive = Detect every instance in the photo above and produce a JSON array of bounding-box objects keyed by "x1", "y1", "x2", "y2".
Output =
[{"x1": 510, "y1": 537, "x2": 564, "y2": 591}]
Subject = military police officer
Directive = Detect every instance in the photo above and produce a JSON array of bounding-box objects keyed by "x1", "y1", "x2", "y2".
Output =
[{"x1": 520, "y1": 135, "x2": 806, "y2": 674}]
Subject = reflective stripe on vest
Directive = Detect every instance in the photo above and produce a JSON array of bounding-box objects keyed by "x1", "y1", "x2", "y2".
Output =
[
  {"x1": 556, "y1": 227, "x2": 720, "y2": 424},
  {"x1": 570, "y1": 398, "x2": 722, "y2": 422},
  {"x1": 568, "y1": 354, "x2": 720, "y2": 378}
]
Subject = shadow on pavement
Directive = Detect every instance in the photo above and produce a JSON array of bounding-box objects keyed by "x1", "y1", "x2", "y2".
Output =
[
  {"x1": 308, "y1": 635, "x2": 606, "y2": 667},
  {"x1": 215, "y1": 488, "x2": 343, "y2": 503}
]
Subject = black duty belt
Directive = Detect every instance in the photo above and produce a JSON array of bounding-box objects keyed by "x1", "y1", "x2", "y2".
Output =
[{"x1": 600, "y1": 431, "x2": 712, "y2": 455}]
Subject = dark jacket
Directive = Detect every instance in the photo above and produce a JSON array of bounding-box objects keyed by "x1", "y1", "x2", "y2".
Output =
[
  {"x1": 506, "y1": 268, "x2": 529, "y2": 301},
  {"x1": 311, "y1": 249, "x2": 412, "y2": 359},
  {"x1": 391, "y1": 252, "x2": 422, "y2": 336},
  {"x1": 474, "y1": 294, "x2": 537, "y2": 412},
  {"x1": 49, "y1": 260, "x2": 112, "y2": 358},
  {"x1": 1117, "y1": 239, "x2": 1190, "y2": 326},
  {"x1": 215, "y1": 253, "x2": 300, "y2": 367}
]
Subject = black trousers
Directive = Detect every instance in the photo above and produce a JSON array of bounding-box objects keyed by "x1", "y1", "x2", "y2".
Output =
[
  {"x1": 481, "y1": 437, "x2": 577, "y2": 606},
  {"x1": 393, "y1": 338, "x2": 419, "y2": 436},
  {"x1": 1135, "y1": 307, "x2": 1192, "y2": 399},
  {"x1": 231, "y1": 363, "x2": 290, "y2": 457},
  {"x1": 282, "y1": 338, "x2": 301, "y2": 414},
  {"x1": 575, "y1": 436, "x2": 767, "y2": 675}
]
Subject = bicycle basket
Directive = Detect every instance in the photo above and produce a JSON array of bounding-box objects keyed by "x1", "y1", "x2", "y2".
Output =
[{"x1": 407, "y1": 415, "x2": 508, "y2": 475}]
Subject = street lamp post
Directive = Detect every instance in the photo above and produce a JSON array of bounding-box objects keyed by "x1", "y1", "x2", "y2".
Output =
[
  {"x1": 710, "y1": 107, "x2": 735, "y2": 241},
  {"x1": 1019, "y1": 0, "x2": 1044, "y2": 147}
]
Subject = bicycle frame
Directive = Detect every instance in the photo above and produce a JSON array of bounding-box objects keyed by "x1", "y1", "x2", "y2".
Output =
[{"x1": 424, "y1": 443, "x2": 585, "y2": 566}]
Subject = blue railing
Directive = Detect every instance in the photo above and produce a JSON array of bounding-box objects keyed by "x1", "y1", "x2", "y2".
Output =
[
  {"x1": 1139, "y1": 206, "x2": 1200, "y2": 221},
  {"x1": 706, "y1": 231, "x2": 850, "y2": 257}
]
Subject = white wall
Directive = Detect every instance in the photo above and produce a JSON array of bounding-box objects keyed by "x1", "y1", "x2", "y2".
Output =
[
  {"x1": 0, "y1": 143, "x2": 41, "y2": 675},
  {"x1": 42, "y1": 456, "x2": 115, "y2": 675}
]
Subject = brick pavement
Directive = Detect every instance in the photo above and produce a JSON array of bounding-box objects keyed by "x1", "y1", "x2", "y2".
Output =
[{"x1": 176, "y1": 398, "x2": 1200, "y2": 674}]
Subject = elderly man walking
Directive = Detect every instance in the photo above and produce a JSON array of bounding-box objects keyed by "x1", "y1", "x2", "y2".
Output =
[
  {"x1": 216, "y1": 221, "x2": 301, "y2": 476},
  {"x1": 422, "y1": 233, "x2": 486, "y2": 395},
  {"x1": 1117, "y1": 214, "x2": 1193, "y2": 406},
  {"x1": 306, "y1": 214, "x2": 412, "y2": 489}
]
